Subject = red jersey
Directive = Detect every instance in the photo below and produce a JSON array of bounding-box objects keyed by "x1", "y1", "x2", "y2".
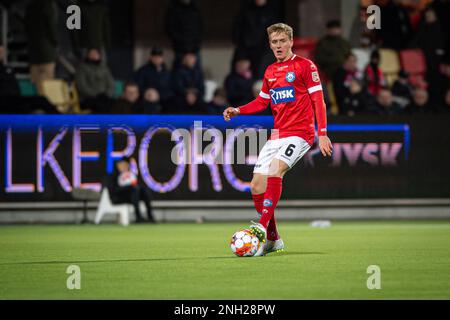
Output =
[{"x1": 238, "y1": 54, "x2": 327, "y2": 146}]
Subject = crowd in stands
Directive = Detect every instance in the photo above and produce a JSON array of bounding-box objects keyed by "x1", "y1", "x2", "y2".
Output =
[{"x1": 0, "y1": 0, "x2": 449, "y2": 115}]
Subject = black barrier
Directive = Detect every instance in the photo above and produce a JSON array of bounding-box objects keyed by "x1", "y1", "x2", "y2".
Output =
[{"x1": 0, "y1": 114, "x2": 449, "y2": 201}]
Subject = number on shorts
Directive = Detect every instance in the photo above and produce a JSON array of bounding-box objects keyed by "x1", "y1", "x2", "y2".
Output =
[{"x1": 285, "y1": 144, "x2": 296, "y2": 157}]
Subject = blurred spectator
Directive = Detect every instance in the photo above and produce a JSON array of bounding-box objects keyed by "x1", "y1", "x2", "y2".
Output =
[
  {"x1": 333, "y1": 53, "x2": 364, "y2": 113},
  {"x1": 75, "y1": 0, "x2": 111, "y2": 58},
  {"x1": 75, "y1": 48, "x2": 115, "y2": 113},
  {"x1": 392, "y1": 70, "x2": 413, "y2": 109},
  {"x1": 364, "y1": 50, "x2": 387, "y2": 96},
  {"x1": 172, "y1": 53, "x2": 205, "y2": 112},
  {"x1": 376, "y1": 0, "x2": 413, "y2": 50},
  {"x1": 314, "y1": 20, "x2": 352, "y2": 81},
  {"x1": 177, "y1": 87, "x2": 206, "y2": 114},
  {"x1": 232, "y1": 0, "x2": 279, "y2": 80},
  {"x1": 110, "y1": 82, "x2": 140, "y2": 114},
  {"x1": 0, "y1": 45, "x2": 57, "y2": 114},
  {"x1": 339, "y1": 79, "x2": 373, "y2": 116},
  {"x1": 106, "y1": 158, "x2": 155, "y2": 223},
  {"x1": 165, "y1": 0, "x2": 203, "y2": 70},
  {"x1": 430, "y1": 0, "x2": 450, "y2": 60},
  {"x1": 139, "y1": 88, "x2": 163, "y2": 114},
  {"x1": 25, "y1": 0, "x2": 58, "y2": 95},
  {"x1": 0, "y1": 46, "x2": 20, "y2": 98},
  {"x1": 406, "y1": 88, "x2": 435, "y2": 114},
  {"x1": 225, "y1": 58, "x2": 254, "y2": 106},
  {"x1": 133, "y1": 47, "x2": 173, "y2": 108},
  {"x1": 415, "y1": 7, "x2": 446, "y2": 103},
  {"x1": 439, "y1": 87, "x2": 450, "y2": 113},
  {"x1": 374, "y1": 88, "x2": 402, "y2": 115},
  {"x1": 349, "y1": 5, "x2": 378, "y2": 48},
  {"x1": 206, "y1": 88, "x2": 227, "y2": 115}
]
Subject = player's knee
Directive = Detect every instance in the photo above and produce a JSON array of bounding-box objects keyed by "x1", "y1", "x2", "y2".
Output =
[
  {"x1": 250, "y1": 179, "x2": 264, "y2": 194},
  {"x1": 268, "y1": 162, "x2": 288, "y2": 177}
]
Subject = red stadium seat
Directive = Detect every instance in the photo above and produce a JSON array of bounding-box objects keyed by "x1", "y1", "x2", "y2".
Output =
[{"x1": 399, "y1": 49, "x2": 428, "y2": 89}]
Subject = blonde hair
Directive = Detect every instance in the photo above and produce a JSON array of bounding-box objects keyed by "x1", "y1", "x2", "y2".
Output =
[{"x1": 267, "y1": 23, "x2": 294, "y2": 40}]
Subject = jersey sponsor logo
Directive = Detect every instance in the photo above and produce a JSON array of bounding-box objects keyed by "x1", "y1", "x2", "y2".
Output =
[
  {"x1": 312, "y1": 71, "x2": 320, "y2": 82},
  {"x1": 268, "y1": 78, "x2": 277, "y2": 82},
  {"x1": 263, "y1": 199, "x2": 273, "y2": 207},
  {"x1": 285, "y1": 72, "x2": 295, "y2": 83},
  {"x1": 269, "y1": 86, "x2": 295, "y2": 104},
  {"x1": 277, "y1": 66, "x2": 288, "y2": 71}
]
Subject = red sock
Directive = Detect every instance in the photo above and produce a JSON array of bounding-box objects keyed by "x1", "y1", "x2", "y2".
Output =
[
  {"x1": 259, "y1": 177, "x2": 283, "y2": 229},
  {"x1": 267, "y1": 216, "x2": 280, "y2": 241},
  {"x1": 253, "y1": 193, "x2": 278, "y2": 239},
  {"x1": 252, "y1": 193, "x2": 264, "y2": 215}
]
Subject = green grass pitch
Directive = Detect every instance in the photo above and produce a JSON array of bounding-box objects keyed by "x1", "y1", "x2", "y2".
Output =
[{"x1": 0, "y1": 221, "x2": 449, "y2": 299}]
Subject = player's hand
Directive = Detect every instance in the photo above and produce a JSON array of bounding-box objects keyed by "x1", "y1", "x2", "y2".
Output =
[
  {"x1": 223, "y1": 107, "x2": 240, "y2": 122},
  {"x1": 319, "y1": 136, "x2": 333, "y2": 157}
]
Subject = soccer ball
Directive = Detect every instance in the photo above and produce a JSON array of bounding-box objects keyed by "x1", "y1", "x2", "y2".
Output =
[
  {"x1": 118, "y1": 172, "x2": 138, "y2": 187},
  {"x1": 230, "y1": 229, "x2": 260, "y2": 257}
]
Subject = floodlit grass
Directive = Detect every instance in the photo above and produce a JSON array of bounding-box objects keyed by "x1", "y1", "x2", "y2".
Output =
[{"x1": 0, "y1": 221, "x2": 449, "y2": 299}]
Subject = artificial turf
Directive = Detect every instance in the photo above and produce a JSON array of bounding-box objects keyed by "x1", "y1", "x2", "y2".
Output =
[{"x1": 0, "y1": 221, "x2": 449, "y2": 299}]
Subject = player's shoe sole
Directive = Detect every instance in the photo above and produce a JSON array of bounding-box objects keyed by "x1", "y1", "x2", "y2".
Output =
[
  {"x1": 249, "y1": 221, "x2": 267, "y2": 243},
  {"x1": 264, "y1": 239, "x2": 285, "y2": 254}
]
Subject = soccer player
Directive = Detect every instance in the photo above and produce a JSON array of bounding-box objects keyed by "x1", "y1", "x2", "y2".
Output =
[{"x1": 223, "y1": 23, "x2": 333, "y2": 255}]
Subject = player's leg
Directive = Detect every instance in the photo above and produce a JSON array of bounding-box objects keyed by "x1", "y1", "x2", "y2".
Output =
[
  {"x1": 250, "y1": 173, "x2": 267, "y2": 217},
  {"x1": 257, "y1": 159, "x2": 289, "y2": 231},
  {"x1": 249, "y1": 140, "x2": 278, "y2": 243},
  {"x1": 259, "y1": 137, "x2": 312, "y2": 250}
]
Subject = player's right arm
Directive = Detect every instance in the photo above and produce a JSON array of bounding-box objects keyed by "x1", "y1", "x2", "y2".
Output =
[{"x1": 223, "y1": 74, "x2": 271, "y2": 122}]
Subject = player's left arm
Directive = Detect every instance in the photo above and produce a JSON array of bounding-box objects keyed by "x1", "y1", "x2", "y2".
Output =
[{"x1": 302, "y1": 61, "x2": 333, "y2": 157}]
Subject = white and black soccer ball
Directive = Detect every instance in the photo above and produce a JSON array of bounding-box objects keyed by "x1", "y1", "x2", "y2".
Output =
[{"x1": 230, "y1": 229, "x2": 260, "y2": 257}]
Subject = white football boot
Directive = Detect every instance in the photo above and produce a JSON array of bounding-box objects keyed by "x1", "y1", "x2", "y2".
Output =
[{"x1": 264, "y1": 238, "x2": 285, "y2": 254}]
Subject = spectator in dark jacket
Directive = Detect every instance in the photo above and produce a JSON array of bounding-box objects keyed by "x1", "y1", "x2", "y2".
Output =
[
  {"x1": 392, "y1": 70, "x2": 413, "y2": 110},
  {"x1": 176, "y1": 87, "x2": 206, "y2": 114},
  {"x1": 415, "y1": 7, "x2": 446, "y2": 104},
  {"x1": 75, "y1": 0, "x2": 111, "y2": 57},
  {"x1": 25, "y1": 0, "x2": 58, "y2": 95},
  {"x1": 376, "y1": 0, "x2": 413, "y2": 50},
  {"x1": 339, "y1": 79, "x2": 373, "y2": 116},
  {"x1": 133, "y1": 47, "x2": 173, "y2": 108},
  {"x1": 107, "y1": 158, "x2": 155, "y2": 223},
  {"x1": 315, "y1": 20, "x2": 352, "y2": 81},
  {"x1": 75, "y1": 48, "x2": 115, "y2": 113},
  {"x1": 374, "y1": 88, "x2": 402, "y2": 115},
  {"x1": 406, "y1": 88, "x2": 435, "y2": 114},
  {"x1": 206, "y1": 88, "x2": 227, "y2": 115},
  {"x1": 232, "y1": 0, "x2": 280, "y2": 80},
  {"x1": 139, "y1": 88, "x2": 163, "y2": 114},
  {"x1": 333, "y1": 53, "x2": 364, "y2": 113},
  {"x1": 111, "y1": 82, "x2": 140, "y2": 114},
  {"x1": 172, "y1": 53, "x2": 205, "y2": 112},
  {"x1": 165, "y1": 0, "x2": 203, "y2": 69},
  {"x1": 225, "y1": 58, "x2": 254, "y2": 106}
]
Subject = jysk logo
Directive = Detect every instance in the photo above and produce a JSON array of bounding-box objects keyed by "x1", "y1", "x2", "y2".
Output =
[{"x1": 269, "y1": 86, "x2": 295, "y2": 104}]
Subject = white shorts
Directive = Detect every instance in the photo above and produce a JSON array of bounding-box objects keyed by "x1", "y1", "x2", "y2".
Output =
[{"x1": 253, "y1": 136, "x2": 311, "y2": 175}]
